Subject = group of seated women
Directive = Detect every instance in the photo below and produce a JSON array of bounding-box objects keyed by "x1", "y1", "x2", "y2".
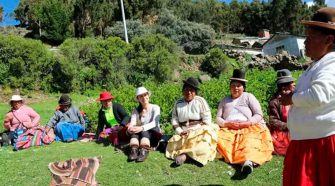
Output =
[{"x1": 2, "y1": 68, "x2": 294, "y2": 175}]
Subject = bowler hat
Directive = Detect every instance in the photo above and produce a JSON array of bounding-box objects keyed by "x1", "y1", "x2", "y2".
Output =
[
  {"x1": 230, "y1": 69, "x2": 248, "y2": 82},
  {"x1": 97, "y1": 92, "x2": 115, "y2": 101},
  {"x1": 302, "y1": 7, "x2": 335, "y2": 31},
  {"x1": 58, "y1": 94, "x2": 71, "y2": 105},
  {"x1": 183, "y1": 77, "x2": 200, "y2": 90},
  {"x1": 276, "y1": 69, "x2": 295, "y2": 85}
]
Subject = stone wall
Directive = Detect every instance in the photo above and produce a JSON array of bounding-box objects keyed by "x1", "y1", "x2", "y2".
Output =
[{"x1": 222, "y1": 49, "x2": 311, "y2": 70}]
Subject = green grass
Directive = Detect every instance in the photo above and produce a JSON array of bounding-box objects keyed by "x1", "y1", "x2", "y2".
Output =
[
  {"x1": 0, "y1": 94, "x2": 283, "y2": 186},
  {"x1": 0, "y1": 142, "x2": 283, "y2": 186}
]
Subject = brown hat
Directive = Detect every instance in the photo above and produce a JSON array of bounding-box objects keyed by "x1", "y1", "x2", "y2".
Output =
[{"x1": 302, "y1": 7, "x2": 335, "y2": 31}]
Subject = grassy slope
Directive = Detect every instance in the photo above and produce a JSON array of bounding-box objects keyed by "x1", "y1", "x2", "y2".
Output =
[{"x1": 0, "y1": 94, "x2": 283, "y2": 186}]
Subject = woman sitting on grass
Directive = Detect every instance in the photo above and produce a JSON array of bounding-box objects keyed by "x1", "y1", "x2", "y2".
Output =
[
  {"x1": 127, "y1": 87, "x2": 161, "y2": 162},
  {"x1": 45, "y1": 94, "x2": 86, "y2": 142},
  {"x1": 3, "y1": 95, "x2": 52, "y2": 150},
  {"x1": 95, "y1": 91, "x2": 130, "y2": 146},
  {"x1": 268, "y1": 69, "x2": 295, "y2": 156},
  {"x1": 166, "y1": 77, "x2": 218, "y2": 166},
  {"x1": 216, "y1": 69, "x2": 273, "y2": 175}
]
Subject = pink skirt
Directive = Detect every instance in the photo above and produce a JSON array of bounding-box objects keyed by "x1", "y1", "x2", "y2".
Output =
[{"x1": 283, "y1": 134, "x2": 335, "y2": 186}]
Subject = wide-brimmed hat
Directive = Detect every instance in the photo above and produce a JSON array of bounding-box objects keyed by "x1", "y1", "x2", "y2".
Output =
[
  {"x1": 134, "y1": 87, "x2": 151, "y2": 101},
  {"x1": 58, "y1": 94, "x2": 72, "y2": 106},
  {"x1": 302, "y1": 7, "x2": 335, "y2": 31},
  {"x1": 10, "y1": 95, "x2": 23, "y2": 102},
  {"x1": 97, "y1": 92, "x2": 115, "y2": 101},
  {"x1": 183, "y1": 77, "x2": 200, "y2": 90},
  {"x1": 230, "y1": 69, "x2": 248, "y2": 82},
  {"x1": 276, "y1": 69, "x2": 295, "y2": 85}
]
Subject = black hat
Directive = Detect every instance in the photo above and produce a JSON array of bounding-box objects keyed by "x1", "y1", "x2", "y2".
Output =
[
  {"x1": 58, "y1": 94, "x2": 72, "y2": 105},
  {"x1": 230, "y1": 69, "x2": 248, "y2": 82},
  {"x1": 276, "y1": 69, "x2": 295, "y2": 85},
  {"x1": 183, "y1": 77, "x2": 200, "y2": 90}
]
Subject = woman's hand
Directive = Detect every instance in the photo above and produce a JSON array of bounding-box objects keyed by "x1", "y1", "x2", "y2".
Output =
[
  {"x1": 280, "y1": 91, "x2": 293, "y2": 106},
  {"x1": 127, "y1": 126, "x2": 143, "y2": 134},
  {"x1": 180, "y1": 130, "x2": 189, "y2": 136},
  {"x1": 225, "y1": 121, "x2": 251, "y2": 129}
]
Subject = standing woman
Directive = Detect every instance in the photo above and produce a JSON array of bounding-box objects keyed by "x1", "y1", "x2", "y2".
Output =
[
  {"x1": 282, "y1": 8, "x2": 335, "y2": 186},
  {"x1": 216, "y1": 69, "x2": 273, "y2": 175},
  {"x1": 166, "y1": 77, "x2": 218, "y2": 166},
  {"x1": 127, "y1": 87, "x2": 161, "y2": 162}
]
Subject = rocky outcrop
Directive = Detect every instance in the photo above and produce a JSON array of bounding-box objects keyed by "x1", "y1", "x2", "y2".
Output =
[{"x1": 222, "y1": 49, "x2": 311, "y2": 70}]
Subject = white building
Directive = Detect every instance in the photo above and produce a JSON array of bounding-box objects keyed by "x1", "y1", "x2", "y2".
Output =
[{"x1": 262, "y1": 33, "x2": 306, "y2": 58}]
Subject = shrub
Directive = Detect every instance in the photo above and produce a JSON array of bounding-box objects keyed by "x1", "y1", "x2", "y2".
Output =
[
  {"x1": 59, "y1": 37, "x2": 132, "y2": 91},
  {"x1": 0, "y1": 35, "x2": 53, "y2": 90},
  {"x1": 104, "y1": 20, "x2": 152, "y2": 42},
  {"x1": 49, "y1": 55, "x2": 75, "y2": 93},
  {"x1": 200, "y1": 48, "x2": 231, "y2": 78},
  {"x1": 155, "y1": 9, "x2": 215, "y2": 54},
  {"x1": 128, "y1": 34, "x2": 179, "y2": 86}
]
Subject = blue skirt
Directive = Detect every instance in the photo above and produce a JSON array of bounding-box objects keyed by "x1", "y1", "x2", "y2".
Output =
[{"x1": 55, "y1": 122, "x2": 85, "y2": 142}]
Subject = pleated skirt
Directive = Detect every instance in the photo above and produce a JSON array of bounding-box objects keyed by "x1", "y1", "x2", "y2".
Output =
[
  {"x1": 283, "y1": 134, "x2": 335, "y2": 186},
  {"x1": 217, "y1": 124, "x2": 273, "y2": 165},
  {"x1": 165, "y1": 125, "x2": 218, "y2": 166}
]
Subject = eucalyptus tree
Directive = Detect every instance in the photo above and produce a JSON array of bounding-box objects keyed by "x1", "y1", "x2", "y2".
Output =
[
  {"x1": 269, "y1": 0, "x2": 287, "y2": 33},
  {"x1": 240, "y1": 0, "x2": 271, "y2": 36},
  {"x1": 284, "y1": 0, "x2": 305, "y2": 35}
]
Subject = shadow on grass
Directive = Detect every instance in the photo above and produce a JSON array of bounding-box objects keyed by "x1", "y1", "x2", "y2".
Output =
[
  {"x1": 94, "y1": 139, "x2": 110, "y2": 147},
  {"x1": 230, "y1": 164, "x2": 249, "y2": 180},
  {"x1": 169, "y1": 157, "x2": 204, "y2": 168},
  {"x1": 164, "y1": 184, "x2": 224, "y2": 186}
]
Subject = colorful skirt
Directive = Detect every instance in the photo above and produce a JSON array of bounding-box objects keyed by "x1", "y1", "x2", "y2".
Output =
[
  {"x1": 217, "y1": 124, "x2": 273, "y2": 165},
  {"x1": 271, "y1": 130, "x2": 290, "y2": 156},
  {"x1": 283, "y1": 134, "x2": 335, "y2": 186},
  {"x1": 165, "y1": 125, "x2": 218, "y2": 166},
  {"x1": 14, "y1": 127, "x2": 53, "y2": 150}
]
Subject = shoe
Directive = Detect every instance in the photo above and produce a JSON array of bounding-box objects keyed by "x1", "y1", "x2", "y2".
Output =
[
  {"x1": 241, "y1": 160, "x2": 253, "y2": 175},
  {"x1": 175, "y1": 154, "x2": 187, "y2": 165},
  {"x1": 136, "y1": 148, "x2": 149, "y2": 162},
  {"x1": 128, "y1": 147, "x2": 138, "y2": 161},
  {"x1": 1, "y1": 133, "x2": 10, "y2": 146}
]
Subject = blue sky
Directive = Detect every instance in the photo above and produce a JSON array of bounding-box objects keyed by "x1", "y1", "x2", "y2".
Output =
[
  {"x1": 0, "y1": 0, "x2": 20, "y2": 26},
  {"x1": 0, "y1": 0, "x2": 334, "y2": 26}
]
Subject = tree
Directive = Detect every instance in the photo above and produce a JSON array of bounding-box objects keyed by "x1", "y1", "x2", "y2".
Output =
[
  {"x1": 223, "y1": 0, "x2": 244, "y2": 33},
  {"x1": 240, "y1": 0, "x2": 271, "y2": 36},
  {"x1": 0, "y1": 6, "x2": 3, "y2": 23},
  {"x1": 14, "y1": 0, "x2": 72, "y2": 44},
  {"x1": 283, "y1": 0, "x2": 305, "y2": 35},
  {"x1": 269, "y1": 0, "x2": 287, "y2": 33}
]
